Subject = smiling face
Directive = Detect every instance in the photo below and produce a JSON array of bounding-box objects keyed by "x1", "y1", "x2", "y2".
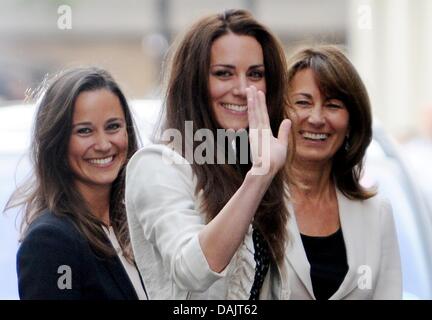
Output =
[
  {"x1": 68, "y1": 89, "x2": 128, "y2": 193},
  {"x1": 209, "y1": 33, "x2": 266, "y2": 130},
  {"x1": 290, "y1": 68, "x2": 349, "y2": 165}
]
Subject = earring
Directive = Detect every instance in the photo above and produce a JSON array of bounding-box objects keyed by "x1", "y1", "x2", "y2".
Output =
[{"x1": 344, "y1": 134, "x2": 350, "y2": 151}]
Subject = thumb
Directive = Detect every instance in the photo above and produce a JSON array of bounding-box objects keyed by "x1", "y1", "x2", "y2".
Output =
[{"x1": 277, "y1": 119, "x2": 291, "y2": 147}]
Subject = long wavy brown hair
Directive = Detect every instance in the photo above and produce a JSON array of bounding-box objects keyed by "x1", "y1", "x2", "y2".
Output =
[
  {"x1": 5, "y1": 67, "x2": 139, "y2": 262},
  {"x1": 162, "y1": 9, "x2": 293, "y2": 264},
  {"x1": 287, "y1": 45, "x2": 375, "y2": 200}
]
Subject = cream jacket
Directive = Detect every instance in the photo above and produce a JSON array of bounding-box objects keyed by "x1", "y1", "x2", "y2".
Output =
[
  {"x1": 125, "y1": 144, "x2": 290, "y2": 299},
  {"x1": 285, "y1": 189, "x2": 402, "y2": 299}
]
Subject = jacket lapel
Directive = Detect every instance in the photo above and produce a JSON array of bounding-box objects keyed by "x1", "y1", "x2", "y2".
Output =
[
  {"x1": 101, "y1": 234, "x2": 139, "y2": 300},
  {"x1": 285, "y1": 202, "x2": 316, "y2": 299},
  {"x1": 286, "y1": 189, "x2": 366, "y2": 300},
  {"x1": 329, "y1": 189, "x2": 364, "y2": 299}
]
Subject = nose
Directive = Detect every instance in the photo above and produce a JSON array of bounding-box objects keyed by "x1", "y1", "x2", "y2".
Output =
[
  {"x1": 93, "y1": 133, "x2": 112, "y2": 152},
  {"x1": 307, "y1": 105, "x2": 325, "y2": 126},
  {"x1": 232, "y1": 75, "x2": 248, "y2": 97}
]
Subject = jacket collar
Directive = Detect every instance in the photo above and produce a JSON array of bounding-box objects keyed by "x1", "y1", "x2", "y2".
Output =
[
  {"x1": 101, "y1": 231, "x2": 140, "y2": 300},
  {"x1": 103, "y1": 255, "x2": 139, "y2": 299}
]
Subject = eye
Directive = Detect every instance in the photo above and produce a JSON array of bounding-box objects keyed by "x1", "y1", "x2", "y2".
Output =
[
  {"x1": 248, "y1": 70, "x2": 265, "y2": 80},
  {"x1": 76, "y1": 127, "x2": 92, "y2": 135},
  {"x1": 212, "y1": 69, "x2": 232, "y2": 78},
  {"x1": 326, "y1": 101, "x2": 345, "y2": 109},
  {"x1": 294, "y1": 100, "x2": 311, "y2": 107},
  {"x1": 106, "y1": 122, "x2": 121, "y2": 131}
]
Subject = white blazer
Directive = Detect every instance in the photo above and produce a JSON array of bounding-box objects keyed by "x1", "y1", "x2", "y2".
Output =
[
  {"x1": 125, "y1": 144, "x2": 290, "y2": 300},
  {"x1": 285, "y1": 189, "x2": 402, "y2": 299}
]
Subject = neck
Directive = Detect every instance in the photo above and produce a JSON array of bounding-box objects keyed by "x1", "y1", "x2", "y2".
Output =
[
  {"x1": 291, "y1": 157, "x2": 334, "y2": 201},
  {"x1": 75, "y1": 181, "x2": 111, "y2": 226}
]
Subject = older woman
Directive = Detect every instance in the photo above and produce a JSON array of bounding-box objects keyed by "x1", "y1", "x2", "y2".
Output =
[
  {"x1": 7, "y1": 67, "x2": 146, "y2": 299},
  {"x1": 285, "y1": 45, "x2": 402, "y2": 300}
]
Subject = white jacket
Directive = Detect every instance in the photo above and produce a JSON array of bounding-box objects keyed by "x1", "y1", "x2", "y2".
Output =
[
  {"x1": 285, "y1": 189, "x2": 402, "y2": 299},
  {"x1": 125, "y1": 144, "x2": 290, "y2": 299}
]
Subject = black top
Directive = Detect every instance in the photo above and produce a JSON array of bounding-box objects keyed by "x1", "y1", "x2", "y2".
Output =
[
  {"x1": 17, "y1": 211, "x2": 142, "y2": 300},
  {"x1": 300, "y1": 228, "x2": 348, "y2": 300}
]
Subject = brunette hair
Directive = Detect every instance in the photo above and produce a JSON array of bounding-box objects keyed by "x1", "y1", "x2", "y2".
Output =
[
  {"x1": 5, "y1": 67, "x2": 139, "y2": 261},
  {"x1": 162, "y1": 9, "x2": 292, "y2": 264},
  {"x1": 287, "y1": 45, "x2": 375, "y2": 200}
]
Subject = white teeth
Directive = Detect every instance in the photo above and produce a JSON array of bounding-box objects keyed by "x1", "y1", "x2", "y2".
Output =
[
  {"x1": 88, "y1": 156, "x2": 113, "y2": 165},
  {"x1": 302, "y1": 132, "x2": 328, "y2": 140},
  {"x1": 221, "y1": 103, "x2": 247, "y2": 112}
]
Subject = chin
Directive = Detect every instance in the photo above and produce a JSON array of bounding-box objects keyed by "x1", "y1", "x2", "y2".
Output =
[
  {"x1": 296, "y1": 152, "x2": 331, "y2": 163},
  {"x1": 215, "y1": 115, "x2": 247, "y2": 130},
  {"x1": 223, "y1": 121, "x2": 248, "y2": 131},
  {"x1": 92, "y1": 174, "x2": 119, "y2": 185}
]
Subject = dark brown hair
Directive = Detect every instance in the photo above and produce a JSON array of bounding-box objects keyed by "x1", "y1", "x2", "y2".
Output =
[
  {"x1": 5, "y1": 67, "x2": 139, "y2": 261},
  {"x1": 287, "y1": 45, "x2": 375, "y2": 200},
  {"x1": 162, "y1": 9, "x2": 292, "y2": 264}
]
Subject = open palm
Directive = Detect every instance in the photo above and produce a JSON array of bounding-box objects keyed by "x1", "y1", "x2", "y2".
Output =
[{"x1": 246, "y1": 86, "x2": 291, "y2": 176}]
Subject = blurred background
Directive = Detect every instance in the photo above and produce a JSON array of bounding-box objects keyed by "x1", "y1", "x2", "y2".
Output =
[
  {"x1": 1, "y1": 0, "x2": 432, "y2": 299},
  {"x1": 1, "y1": 0, "x2": 431, "y2": 138}
]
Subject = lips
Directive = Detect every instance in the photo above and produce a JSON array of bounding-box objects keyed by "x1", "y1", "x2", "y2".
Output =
[
  {"x1": 87, "y1": 155, "x2": 115, "y2": 166},
  {"x1": 220, "y1": 102, "x2": 248, "y2": 113},
  {"x1": 301, "y1": 131, "x2": 329, "y2": 141}
]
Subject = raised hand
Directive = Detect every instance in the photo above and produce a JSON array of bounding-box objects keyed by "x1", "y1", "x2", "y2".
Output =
[{"x1": 246, "y1": 85, "x2": 291, "y2": 176}]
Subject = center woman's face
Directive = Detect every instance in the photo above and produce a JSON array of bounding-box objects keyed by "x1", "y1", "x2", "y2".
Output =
[
  {"x1": 209, "y1": 33, "x2": 266, "y2": 130},
  {"x1": 68, "y1": 89, "x2": 128, "y2": 193}
]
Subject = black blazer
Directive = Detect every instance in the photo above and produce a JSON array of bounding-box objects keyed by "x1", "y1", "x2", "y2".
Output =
[{"x1": 17, "y1": 211, "x2": 143, "y2": 300}]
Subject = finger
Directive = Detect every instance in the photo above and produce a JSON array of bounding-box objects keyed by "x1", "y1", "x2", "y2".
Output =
[
  {"x1": 277, "y1": 119, "x2": 292, "y2": 147},
  {"x1": 257, "y1": 90, "x2": 270, "y2": 129},
  {"x1": 246, "y1": 87, "x2": 257, "y2": 129},
  {"x1": 251, "y1": 86, "x2": 262, "y2": 128}
]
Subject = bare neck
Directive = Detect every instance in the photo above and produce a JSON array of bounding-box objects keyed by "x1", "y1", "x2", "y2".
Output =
[
  {"x1": 75, "y1": 181, "x2": 111, "y2": 226},
  {"x1": 291, "y1": 158, "x2": 335, "y2": 202},
  {"x1": 290, "y1": 158, "x2": 340, "y2": 236}
]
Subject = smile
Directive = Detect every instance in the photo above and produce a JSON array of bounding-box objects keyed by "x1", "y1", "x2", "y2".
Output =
[
  {"x1": 87, "y1": 155, "x2": 115, "y2": 166},
  {"x1": 221, "y1": 103, "x2": 248, "y2": 113},
  {"x1": 301, "y1": 131, "x2": 329, "y2": 141}
]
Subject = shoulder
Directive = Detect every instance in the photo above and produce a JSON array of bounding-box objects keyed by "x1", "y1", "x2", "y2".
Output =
[
  {"x1": 126, "y1": 144, "x2": 195, "y2": 190},
  {"x1": 24, "y1": 211, "x2": 81, "y2": 241},
  {"x1": 340, "y1": 191, "x2": 396, "y2": 234},
  {"x1": 338, "y1": 188, "x2": 391, "y2": 213},
  {"x1": 20, "y1": 211, "x2": 83, "y2": 255},
  {"x1": 128, "y1": 144, "x2": 189, "y2": 168},
  {"x1": 361, "y1": 194, "x2": 392, "y2": 217},
  {"x1": 337, "y1": 189, "x2": 395, "y2": 227},
  {"x1": 366, "y1": 195, "x2": 395, "y2": 230},
  {"x1": 17, "y1": 211, "x2": 85, "y2": 299}
]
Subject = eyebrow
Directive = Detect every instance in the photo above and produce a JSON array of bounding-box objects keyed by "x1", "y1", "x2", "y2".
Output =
[
  {"x1": 211, "y1": 64, "x2": 265, "y2": 69},
  {"x1": 72, "y1": 117, "x2": 124, "y2": 128},
  {"x1": 72, "y1": 121, "x2": 92, "y2": 128},
  {"x1": 106, "y1": 117, "x2": 124, "y2": 123},
  {"x1": 292, "y1": 93, "x2": 313, "y2": 99}
]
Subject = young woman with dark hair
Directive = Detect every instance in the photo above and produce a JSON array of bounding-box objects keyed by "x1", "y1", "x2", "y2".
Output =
[
  {"x1": 126, "y1": 9, "x2": 292, "y2": 299},
  {"x1": 6, "y1": 67, "x2": 147, "y2": 299}
]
